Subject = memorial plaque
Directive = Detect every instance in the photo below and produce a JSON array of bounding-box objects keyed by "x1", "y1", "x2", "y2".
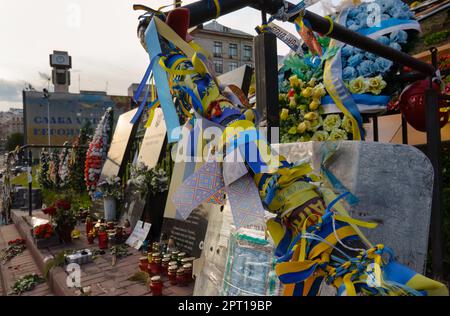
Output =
[
  {"x1": 275, "y1": 141, "x2": 434, "y2": 274},
  {"x1": 161, "y1": 140, "x2": 210, "y2": 258},
  {"x1": 119, "y1": 108, "x2": 167, "y2": 229},
  {"x1": 119, "y1": 185, "x2": 146, "y2": 229},
  {"x1": 137, "y1": 108, "x2": 167, "y2": 168},
  {"x1": 100, "y1": 108, "x2": 139, "y2": 180},
  {"x1": 160, "y1": 204, "x2": 213, "y2": 258}
]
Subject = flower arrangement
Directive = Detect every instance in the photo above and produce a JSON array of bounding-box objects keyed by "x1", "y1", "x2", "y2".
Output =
[
  {"x1": 97, "y1": 176, "x2": 123, "y2": 199},
  {"x1": 85, "y1": 108, "x2": 113, "y2": 197},
  {"x1": 43, "y1": 200, "x2": 77, "y2": 231},
  {"x1": 37, "y1": 149, "x2": 52, "y2": 189},
  {"x1": 33, "y1": 223, "x2": 54, "y2": 240},
  {"x1": 279, "y1": 0, "x2": 418, "y2": 143},
  {"x1": 128, "y1": 163, "x2": 169, "y2": 199},
  {"x1": 280, "y1": 75, "x2": 352, "y2": 142},
  {"x1": 58, "y1": 141, "x2": 71, "y2": 188},
  {"x1": 341, "y1": 0, "x2": 416, "y2": 83},
  {"x1": 49, "y1": 149, "x2": 60, "y2": 188}
]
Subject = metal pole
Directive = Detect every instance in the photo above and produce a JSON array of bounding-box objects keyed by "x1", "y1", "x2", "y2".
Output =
[
  {"x1": 372, "y1": 115, "x2": 379, "y2": 142},
  {"x1": 28, "y1": 150, "x2": 32, "y2": 217},
  {"x1": 166, "y1": 0, "x2": 435, "y2": 76},
  {"x1": 425, "y1": 47, "x2": 444, "y2": 278},
  {"x1": 255, "y1": 31, "x2": 279, "y2": 143},
  {"x1": 401, "y1": 115, "x2": 408, "y2": 145}
]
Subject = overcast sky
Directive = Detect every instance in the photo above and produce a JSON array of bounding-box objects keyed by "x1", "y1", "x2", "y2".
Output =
[{"x1": 0, "y1": 0, "x2": 327, "y2": 112}]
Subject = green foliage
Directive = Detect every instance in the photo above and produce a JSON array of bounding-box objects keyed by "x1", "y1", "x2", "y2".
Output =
[
  {"x1": 43, "y1": 250, "x2": 74, "y2": 278},
  {"x1": 424, "y1": 30, "x2": 450, "y2": 46},
  {"x1": 10, "y1": 274, "x2": 45, "y2": 295},
  {"x1": 5, "y1": 133, "x2": 24, "y2": 151}
]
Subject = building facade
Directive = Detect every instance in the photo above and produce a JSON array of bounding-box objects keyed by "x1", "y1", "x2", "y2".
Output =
[
  {"x1": 189, "y1": 21, "x2": 255, "y2": 75},
  {"x1": 0, "y1": 108, "x2": 24, "y2": 143}
]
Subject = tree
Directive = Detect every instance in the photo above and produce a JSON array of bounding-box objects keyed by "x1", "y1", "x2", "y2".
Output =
[
  {"x1": 37, "y1": 149, "x2": 52, "y2": 189},
  {"x1": 5, "y1": 133, "x2": 24, "y2": 152}
]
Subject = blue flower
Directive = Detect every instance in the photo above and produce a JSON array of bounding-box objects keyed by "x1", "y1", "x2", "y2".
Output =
[
  {"x1": 343, "y1": 67, "x2": 358, "y2": 81},
  {"x1": 348, "y1": 23, "x2": 361, "y2": 32},
  {"x1": 390, "y1": 30, "x2": 408, "y2": 44},
  {"x1": 372, "y1": 57, "x2": 394, "y2": 74},
  {"x1": 365, "y1": 52, "x2": 377, "y2": 61},
  {"x1": 389, "y1": 6, "x2": 410, "y2": 19},
  {"x1": 341, "y1": 45, "x2": 353, "y2": 58},
  {"x1": 348, "y1": 53, "x2": 364, "y2": 68},
  {"x1": 377, "y1": 36, "x2": 390, "y2": 46},
  {"x1": 390, "y1": 42, "x2": 402, "y2": 51},
  {"x1": 357, "y1": 60, "x2": 375, "y2": 77}
]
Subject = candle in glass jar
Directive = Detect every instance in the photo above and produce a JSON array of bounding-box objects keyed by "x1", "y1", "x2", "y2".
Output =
[
  {"x1": 149, "y1": 276, "x2": 163, "y2": 296},
  {"x1": 168, "y1": 266, "x2": 178, "y2": 285}
]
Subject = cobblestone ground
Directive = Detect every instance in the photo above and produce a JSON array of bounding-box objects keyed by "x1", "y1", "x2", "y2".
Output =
[{"x1": 0, "y1": 224, "x2": 52, "y2": 296}]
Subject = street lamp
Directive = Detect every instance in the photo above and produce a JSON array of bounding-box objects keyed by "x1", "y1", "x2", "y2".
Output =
[{"x1": 43, "y1": 88, "x2": 51, "y2": 146}]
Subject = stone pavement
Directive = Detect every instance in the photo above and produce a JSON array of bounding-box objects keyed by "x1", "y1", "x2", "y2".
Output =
[
  {"x1": 10, "y1": 209, "x2": 194, "y2": 296},
  {"x1": 0, "y1": 223, "x2": 52, "y2": 296}
]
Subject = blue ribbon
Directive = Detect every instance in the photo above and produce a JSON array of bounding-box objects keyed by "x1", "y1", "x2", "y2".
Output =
[
  {"x1": 145, "y1": 19, "x2": 181, "y2": 143},
  {"x1": 322, "y1": 94, "x2": 390, "y2": 107},
  {"x1": 357, "y1": 19, "x2": 420, "y2": 37}
]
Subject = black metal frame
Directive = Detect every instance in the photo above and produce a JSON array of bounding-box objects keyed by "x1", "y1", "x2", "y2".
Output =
[{"x1": 156, "y1": 0, "x2": 445, "y2": 277}]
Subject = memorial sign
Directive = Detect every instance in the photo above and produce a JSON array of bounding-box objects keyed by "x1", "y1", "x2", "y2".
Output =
[
  {"x1": 119, "y1": 108, "x2": 167, "y2": 229},
  {"x1": 23, "y1": 90, "x2": 130, "y2": 145},
  {"x1": 137, "y1": 108, "x2": 167, "y2": 167},
  {"x1": 126, "y1": 220, "x2": 152, "y2": 250},
  {"x1": 100, "y1": 108, "x2": 139, "y2": 181}
]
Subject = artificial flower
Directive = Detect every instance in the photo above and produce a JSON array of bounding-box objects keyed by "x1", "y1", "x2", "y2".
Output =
[
  {"x1": 328, "y1": 128, "x2": 348, "y2": 141},
  {"x1": 312, "y1": 83, "x2": 326, "y2": 99},
  {"x1": 311, "y1": 131, "x2": 329, "y2": 141},
  {"x1": 367, "y1": 76, "x2": 387, "y2": 95},
  {"x1": 280, "y1": 108, "x2": 289, "y2": 121},
  {"x1": 357, "y1": 60, "x2": 375, "y2": 77},
  {"x1": 372, "y1": 57, "x2": 394, "y2": 74},
  {"x1": 349, "y1": 77, "x2": 368, "y2": 94},
  {"x1": 390, "y1": 30, "x2": 408, "y2": 44},
  {"x1": 323, "y1": 114, "x2": 342, "y2": 132},
  {"x1": 297, "y1": 122, "x2": 308, "y2": 134},
  {"x1": 377, "y1": 36, "x2": 390, "y2": 46},
  {"x1": 288, "y1": 126, "x2": 297, "y2": 135},
  {"x1": 341, "y1": 116, "x2": 354, "y2": 133},
  {"x1": 301, "y1": 87, "x2": 313, "y2": 98},
  {"x1": 304, "y1": 112, "x2": 319, "y2": 121},
  {"x1": 289, "y1": 75, "x2": 303, "y2": 88},
  {"x1": 289, "y1": 97, "x2": 297, "y2": 108},
  {"x1": 309, "y1": 100, "x2": 320, "y2": 111},
  {"x1": 308, "y1": 77, "x2": 317, "y2": 87},
  {"x1": 343, "y1": 67, "x2": 358, "y2": 81},
  {"x1": 348, "y1": 53, "x2": 364, "y2": 68}
]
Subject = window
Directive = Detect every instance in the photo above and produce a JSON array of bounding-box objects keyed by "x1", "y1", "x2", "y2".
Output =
[
  {"x1": 214, "y1": 60, "x2": 223, "y2": 74},
  {"x1": 244, "y1": 45, "x2": 252, "y2": 60},
  {"x1": 229, "y1": 43, "x2": 238, "y2": 58},
  {"x1": 229, "y1": 62, "x2": 238, "y2": 72},
  {"x1": 213, "y1": 41, "x2": 222, "y2": 57}
]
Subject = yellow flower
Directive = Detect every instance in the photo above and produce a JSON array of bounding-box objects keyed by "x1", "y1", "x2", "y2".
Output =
[
  {"x1": 312, "y1": 83, "x2": 326, "y2": 99},
  {"x1": 289, "y1": 97, "x2": 297, "y2": 108},
  {"x1": 308, "y1": 77, "x2": 317, "y2": 87},
  {"x1": 348, "y1": 77, "x2": 367, "y2": 94},
  {"x1": 309, "y1": 100, "x2": 320, "y2": 111},
  {"x1": 288, "y1": 126, "x2": 297, "y2": 135},
  {"x1": 280, "y1": 108, "x2": 289, "y2": 121},
  {"x1": 367, "y1": 75, "x2": 387, "y2": 95},
  {"x1": 297, "y1": 121, "x2": 311, "y2": 134},
  {"x1": 301, "y1": 87, "x2": 313, "y2": 98},
  {"x1": 341, "y1": 116, "x2": 353, "y2": 133},
  {"x1": 289, "y1": 75, "x2": 304, "y2": 88},
  {"x1": 304, "y1": 112, "x2": 318, "y2": 121},
  {"x1": 311, "y1": 131, "x2": 329, "y2": 141}
]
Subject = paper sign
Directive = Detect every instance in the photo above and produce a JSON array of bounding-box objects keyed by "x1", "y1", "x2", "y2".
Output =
[{"x1": 126, "y1": 220, "x2": 152, "y2": 250}]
